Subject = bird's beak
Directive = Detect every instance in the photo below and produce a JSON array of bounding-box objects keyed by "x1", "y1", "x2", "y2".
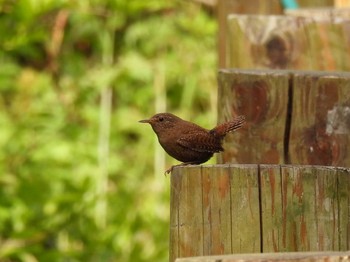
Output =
[{"x1": 139, "y1": 119, "x2": 151, "y2": 124}]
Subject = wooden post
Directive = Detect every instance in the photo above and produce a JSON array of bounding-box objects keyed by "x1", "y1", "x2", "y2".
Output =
[
  {"x1": 297, "y1": 0, "x2": 334, "y2": 6},
  {"x1": 217, "y1": 0, "x2": 283, "y2": 68},
  {"x1": 289, "y1": 72, "x2": 350, "y2": 166},
  {"x1": 175, "y1": 251, "x2": 350, "y2": 262},
  {"x1": 285, "y1": 7, "x2": 350, "y2": 19},
  {"x1": 217, "y1": 69, "x2": 350, "y2": 166},
  {"x1": 285, "y1": 8, "x2": 350, "y2": 71},
  {"x1": 226, "y1": 14, "x2": 350, "y2": 70},
  {"x1": 216, "y1": 0, "x2": 338, "y2": 68},
  {"x1": 217, "y1": 69, "x2": 290, "y2": 164},
  {"x1": 169, "y1": 165, "x2": 350, "y2": 262},
  {"x1": 227, "y1": 15, "x2": 313, "y2": 70}
]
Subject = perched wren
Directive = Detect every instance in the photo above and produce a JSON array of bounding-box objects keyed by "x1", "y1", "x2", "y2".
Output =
[{"x1": 139, "y1": 113, "x2": 245, "y2": 174}]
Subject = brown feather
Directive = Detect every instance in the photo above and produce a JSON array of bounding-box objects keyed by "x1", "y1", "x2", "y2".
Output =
[{"x1": 210, "y1": 115, "x2": 245, "y2": 138}]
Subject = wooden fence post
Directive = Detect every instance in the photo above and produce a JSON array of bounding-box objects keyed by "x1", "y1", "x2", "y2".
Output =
[
  {"x1": 169, "y1": 165, "x2": 350, "y2": 262},
  {"x1": 226, "y1": 15, "x2": 350, "y2": 70},
  {"x1": 217, "y1": 69, "x2": 290, "y2": 164},
  {"x1": 175, "y1": 251, "x2": 350, "y2": 262},
  {"x1": 217, "y1": 69, "x2": 350, "y2": 166},
  {"x1": 217, "y1": 0, "x2": 283, "y2": 68}
]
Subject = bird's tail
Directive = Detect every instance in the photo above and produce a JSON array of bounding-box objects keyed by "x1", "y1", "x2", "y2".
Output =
[{"x1": 210, "y1": 115, "x2": 245, "y2": 138}]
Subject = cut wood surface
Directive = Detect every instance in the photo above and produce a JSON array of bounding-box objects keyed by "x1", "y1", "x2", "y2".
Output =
[
  {"x1": 169, "y1": 165, "x2": 350, "y2": 262},
  {"x1": 175, "y1": 251, "x2": 350, "y2": 262},
  {"x1": 290, "y1": 72, "x2": 350, "y2": 166},
  {"x1": 297, "y1": 0, "x2": 335, "y2": 6},
  {"x1": 302, "y1": 19, "x2": 350, "y2": 71},
  {"x1": 217, "y1": 69, "x2": 350, "y2": 166},
  {"x1": 226, "y1": 14, "x2": 350, "y2": 70},
  {"x1": 217, "y1": 0, "x2": 283, "y2": 67},
  {"x1": 217, "y1": 0, "x2": 337, "y2": 68},
  {"x1": 227, "y1": 15, "x2": 312, "y2": 70},
  {"x1": 285, "y1": 7, "x2": 350, "y2": 20},
  {"x1": 217, "y1": 69, "x2": 290, "y2": 164}
]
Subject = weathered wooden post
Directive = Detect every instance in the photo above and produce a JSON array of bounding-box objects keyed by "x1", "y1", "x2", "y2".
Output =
[
  {"x1": 217, "y1": 0, "x2": 283, "y2": 68},
  {"x1": 170, "y1": 4, "x2": 350, "y2": 262},
  {"x1": 227, "y1": 15, "x2": 313, "y2": 70},
  {"x1": 217, "y1": 69, "x2": 290, "y2": 164},
  {"x1": 170, "y1": 165, "x2": 350, "y2": 261},
  {"x1": 218, "y1": 69, "x2": 350, "y2": 166},
  {"x1": 226, "y1": 14, "x2": 350, "y2": 70},
  {"x1": 176, "y1": 251, "x2": 350, "y2": 262},
  {"x1": 170, "y1": 69, "x2": 350, "y2": 262}
]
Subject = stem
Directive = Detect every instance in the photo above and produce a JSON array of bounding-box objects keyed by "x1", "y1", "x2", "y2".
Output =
[
  {"x1": 96, "y1": 30, "x2": 113, "y2": 229},
  {"x1": 154, "y1": 61, "x2": 166, "y2": 176}
]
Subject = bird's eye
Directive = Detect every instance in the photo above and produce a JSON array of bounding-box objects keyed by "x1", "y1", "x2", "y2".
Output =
[{"x1": 158, "y1": 116, "x2": 164, "y2": 122}]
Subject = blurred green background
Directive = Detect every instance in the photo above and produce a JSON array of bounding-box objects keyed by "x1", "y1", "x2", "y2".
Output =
[{"x1": 0, "y1": 0, "x2": 216, "y2": 261}]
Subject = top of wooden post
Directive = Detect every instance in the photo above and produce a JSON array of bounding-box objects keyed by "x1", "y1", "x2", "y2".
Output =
[{"x1": 176, "y1": 251, "x2": 350, "y2": 262}]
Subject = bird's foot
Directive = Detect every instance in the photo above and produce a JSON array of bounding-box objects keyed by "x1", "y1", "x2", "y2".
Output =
[
  {"x1": 164, "y1": 162, "x2": 200, "y2": 176},
  {"x1": 164, "y1": 166, "x2": 174, "y2": 176},
  {"x1": 164, "y1": 164, "x2": 183, "y2": 176}
]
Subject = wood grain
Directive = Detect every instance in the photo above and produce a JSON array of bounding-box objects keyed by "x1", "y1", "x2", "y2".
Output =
[
  {"x1": 170, "y1": 167, "x2": 181, "y2": 262},
  {"x1": 230, "y1": 164, "x2": 261, "y2": 253},
  {"x1": 304, "y1": 20, "x2": 350, "y2": 71},
  {"x1": 217, "y1": 69, "x2": 290, "y2": 165},
  {"x1": 336, "y1": 168, "x2": 350, "y2": 250},
  {"x1": 169, "y1": 165, "x2": 350, "y2": 262},
  {"x1": 226, "y1": 15, "x2": 313, "y2": 70},
  {"x1": 218, "y1": 69, "x2": 350, "y2": 166},
  {"x1": 259, "y1": 165, "x2": 283, "y2": 252},
  {"x1": 226, "y1": 13, "x2": 350, "y2": 71},
  {"x1": 217, "y1": 0, "x2": 283, "y2": 67},
  {"x1": 176, "y1": 166, "x2": 204, "y2": 259},
  {"x1": 202, "y1": 166, "x2": 232, "y2": 255},
  {"x1": 175, "y1": 251, "x2": 350, "y2": 262},
  {"x1": 289, "y1": 72, "x2": 350, "y2": 166},
  {"x1": 285, "y1": 7, "x2": 350, "y2": 20},
  {"x1": 280, "y1": 166, "x2": 342, "y2": 251}
]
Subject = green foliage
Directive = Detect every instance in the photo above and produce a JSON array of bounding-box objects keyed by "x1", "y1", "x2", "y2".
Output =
[{"x1": 0, "y1": 0, "x2": 217, "y2": 261}]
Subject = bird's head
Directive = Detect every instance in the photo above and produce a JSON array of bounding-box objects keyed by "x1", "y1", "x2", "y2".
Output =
[{"x1": 139, "y1": 113, "x2": 180, "y2": 134}]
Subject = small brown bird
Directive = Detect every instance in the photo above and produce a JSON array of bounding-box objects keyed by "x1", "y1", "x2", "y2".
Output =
[{"x1": 139, "y1": 113, "x2": 245, "y2": 174}]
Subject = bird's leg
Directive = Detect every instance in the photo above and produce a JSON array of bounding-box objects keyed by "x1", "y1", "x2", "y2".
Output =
[
  {"x1": 164, "y1": 164, "x2": 183, "y2": 176},
  {"x1": 164, "y1": 162, "x2": 201, "y2": 176}
]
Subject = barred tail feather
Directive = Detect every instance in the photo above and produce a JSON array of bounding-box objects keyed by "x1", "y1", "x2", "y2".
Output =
[{"x1": 210, "y1": 115, "x2": 245, "y2": 138}]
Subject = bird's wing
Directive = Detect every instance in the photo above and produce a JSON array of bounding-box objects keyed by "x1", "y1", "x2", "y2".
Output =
[{"x1": 176, "y1": 131, "x2": 223, "y2": 153}]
